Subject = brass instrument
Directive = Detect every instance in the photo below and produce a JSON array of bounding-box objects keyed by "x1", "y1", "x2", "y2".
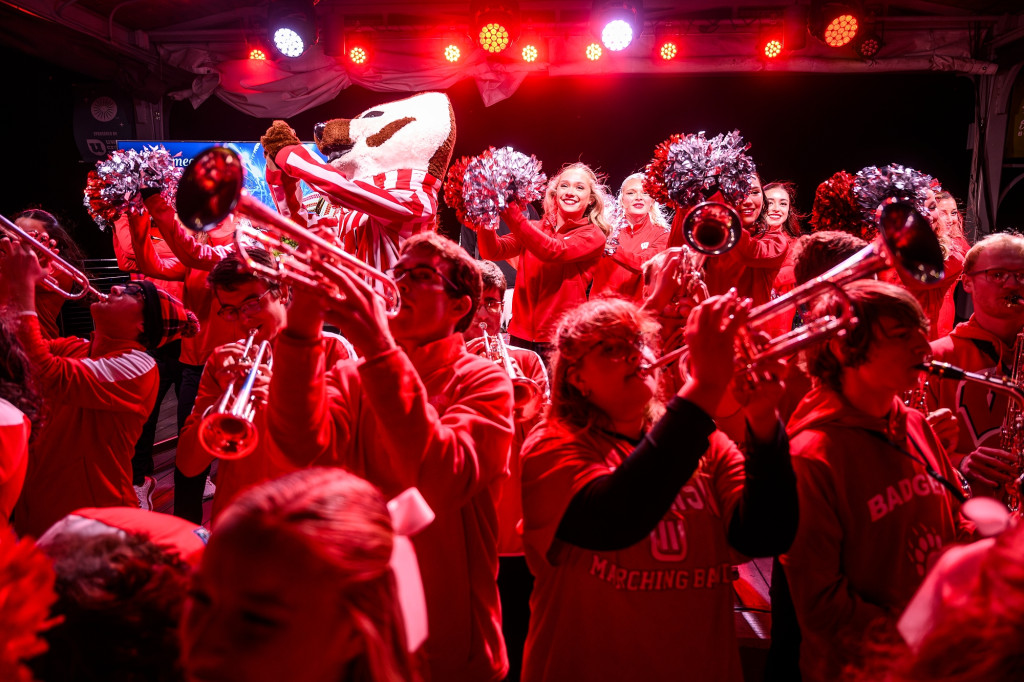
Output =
[
  {"x1": 199, "y1": 330, "x2": 272, "y2": 459},
  {"x1": 0, "y1": 214, "x2": 107, "y2": 301},
  {"x1": 645, "y1": 199, "x2": 945, "y2": 376},
  {"x1": 918, "y1": 360, "x2": 1024, "y2": 506},
  {"x1": 478, "y1": 323, "x2": 544, "y2": 421},
  {"x1": 175, "y1": 147, "x2": 401, "y2": 316},
  {"x1": 680, "y1": 201, "x2": 742, "y2": 256},
  {"x1": 662, "y1": 245, "x2": 710, "y2": 302}
]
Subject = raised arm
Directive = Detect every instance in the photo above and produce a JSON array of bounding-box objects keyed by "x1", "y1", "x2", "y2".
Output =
[
  {"x1": 142, "y1": 194, "x2": 232, "y2": 271},
  {"x1": 500, "y1": 205, "x2": 606, "y2": 263},
  {"x1": 127, "y1": 211, "x2": 187, "y2": 281},
  {"x1": 475, "y1": 223, "x2": 524, "y2": 262}
]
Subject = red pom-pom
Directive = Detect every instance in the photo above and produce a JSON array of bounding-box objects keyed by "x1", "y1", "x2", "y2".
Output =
[
  {"x1": 810, "y1": 170, "x2": 876, "y2": 241},
  {"x1": 643, "y1": 133, "x2": 685, "y2": 208},
  {"x1": 444, "y1": 155, "x2": 472, "y2": 226}
]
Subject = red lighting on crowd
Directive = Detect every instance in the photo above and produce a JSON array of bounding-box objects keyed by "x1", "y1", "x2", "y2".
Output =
[{"x1": 249, "y1": 48, "x2": 267, "y2": 60}]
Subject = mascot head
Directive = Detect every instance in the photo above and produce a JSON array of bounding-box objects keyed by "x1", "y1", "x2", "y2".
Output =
[{"x1": 313, "y1": 92, "x2": 456, "y2": 182}]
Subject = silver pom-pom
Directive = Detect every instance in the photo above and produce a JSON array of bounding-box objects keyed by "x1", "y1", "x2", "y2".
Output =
[
  {"x1": 852, "y1": 164, "x2": 939, "y2": 221},
  {"x1": 460, "y1": 146, "x2": 547, "y2": 231},
  {"x1": 645, "y1": 130, "x2": 757, "y2": 209},
  {"x1": 83, "y1": 146, "x2": 182, "y2": 230}
]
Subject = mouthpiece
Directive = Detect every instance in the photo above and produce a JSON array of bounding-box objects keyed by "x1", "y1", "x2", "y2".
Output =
[{"x1": 917, "y1": 361, "x2": 967, "y2": 381}]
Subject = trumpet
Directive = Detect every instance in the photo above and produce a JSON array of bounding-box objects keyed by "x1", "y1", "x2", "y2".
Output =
[
  {"x1": 478, "y1": 323, "x2": 545, "y2": 422},
  {"x1": 646, "y1": 200, "x2": 945, "y2": 375},
  {"x1": 0, "y1": 214, "x2": 107, "y2": 301},
  {"x1": 199, "y1": 330, "x2": 272, "y2": 459},
  {"x1": 175, "y1": 147, "x2": 401, "y2": 316},
  {"x1": 679, "y1": 201, "x2": 742, "y2": 256}
]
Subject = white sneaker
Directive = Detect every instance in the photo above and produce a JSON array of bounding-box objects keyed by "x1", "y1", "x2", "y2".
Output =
[
  {"x1": 203, "y1": 477, "x2": 216, "y2": 500},
  {"x1": 134, "y1": 476, "x2": 156, "y2": 511}
]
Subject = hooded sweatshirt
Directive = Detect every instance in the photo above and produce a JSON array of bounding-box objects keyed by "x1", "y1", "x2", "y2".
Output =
[{"x1": 780, "y1": 384, "x2": 963, "y2": 682}]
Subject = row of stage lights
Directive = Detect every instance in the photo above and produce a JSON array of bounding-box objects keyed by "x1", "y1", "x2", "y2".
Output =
[{"x1": 252, "y1": 2, "x2": 884, "y2": 65}]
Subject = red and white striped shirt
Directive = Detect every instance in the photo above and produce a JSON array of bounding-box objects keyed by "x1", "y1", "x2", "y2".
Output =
[{"x1": 267, "y1": 145, "x2": 440, "y2": 274}]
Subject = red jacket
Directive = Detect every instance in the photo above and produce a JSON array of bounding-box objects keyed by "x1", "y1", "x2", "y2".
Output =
[
  {"x1": 0, "y1": 397, "x2": 30, "y2": 522},
  {"x1": 590, "y1": 216, "x2": 669, "y2": 303},
  {"x1": 134, "y1": 195, "x2": 242, "y2": 366},
  {"x1": 177, "y1": 333, "x2": 353, "y2": 524},
  {"x1": 927, "y1": 316, "x2": 1015, "y2": 465},
  {"x1": 703, "y1": 225, "x2": 791, "y2": 307},
  {"x1": 885, "y1": 235, "x2": 967, "y2": 341},
  {"x1": 520, "y1": 419, "x2": 747, "y2": 682},
  {"x1": 269, "y1": 145, "x2": 440, "y2": 275},
  {"x1": 266, "y1": 332, "x2": 515, "y2": 681},
  {"x1": 13, "y1": 316, "x2": 158, "y2": 537},
  {"x1": 478, "y1": 215, "x2": 606, "y2": 343},
  {"x1": 112, "y1": 214, "x2": 185, "y2": 302},
  {"x1": 781, "y1": 385, "x2": 964, "y2": 682}
]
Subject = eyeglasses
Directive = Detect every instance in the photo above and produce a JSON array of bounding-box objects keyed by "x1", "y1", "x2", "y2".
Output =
[
  {"x1": 387, "y1": 264, "x2": 458, "y2": 292},
  {"x1": 482, "y1": 297, "x2": 503, "y2": 314},
  {"x1": 966, "y1": 269, "x2": 1024, "y2": 285},
  {"x1": 582, "y1": 335, "x2": 648, "y2": 364},
  {"x1": 217, "y1": 289, "x2": 274, "y2": 321}
]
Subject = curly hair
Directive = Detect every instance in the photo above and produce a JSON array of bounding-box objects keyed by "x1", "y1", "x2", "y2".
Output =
[
  {"x1": 548, "y1": 297, "x2": 662, "y2": 431},
  {"x1": 31, "y1": 531, "x2": 191, "y2": 682},
  {"x1": 206, "y1": 247, "x2": 282, "y2": 295},
  {"x1": 13, "y1": 209, "x2": 87, "y2": 271},
  {"x1": 216, "y1": 468, "x2": 414, "y2": 682},
  {"x1": 0, "y1": 314, "x2": 45, "y2": 442},
  {"x1": 543, "y1": 163, "x2": 615, "y2": 236}
]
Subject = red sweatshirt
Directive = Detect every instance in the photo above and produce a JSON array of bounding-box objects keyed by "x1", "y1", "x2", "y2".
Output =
[
  {"x1": 885, "y1": 237, "x2": 967, "y2": 341},
  {"x1": 703, "y1": 225, "x2": 791, "y2": 307},
  {"x1": 780, "y1": 385, "x2": 963, "y2": 682},
  {"x1": 112, "y1": 214, "x2": 185, "y2": 301},
  {"x1": 137, "y1": 195, "x2": 242, "y2": 366},
  {"x1": 477, "y1": 215, "x2": 606, "y2": 343},
  {"x1": 266, "y1": 332, "x2": 515, "y2": 681},
  {"x1": 927, "y1": 316, "x2": 1015, "y2": 466},
  {"x1": 13, "y1": 316, "x2": 158, "y2": 538},
  {"x1": 0, "y1": 397, "x2": 30, "y2": 522},
  {"x1": 269, "y1": 145, "x2": 440, "y2": 275},
  {"x1": 519, "y1": 420, "x2": 746, "y2": 682},
  {"x1": 590, "y1": 216, "x2": 669, "y2": 303},
  {"x1": 177, "y1": 333, "x2": 353, "y2": 524}
]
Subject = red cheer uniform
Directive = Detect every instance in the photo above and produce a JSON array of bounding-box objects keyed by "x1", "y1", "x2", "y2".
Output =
[
  {"x1": 703, "y1": 225, "x2": 792, "y2": 307},
  {"x1": 13, "y1": 315, "x2": 158, "y2": 537},
  {"x1": 477, "y1": 215, "x2": 606, "y2": 344},
  {"x1": 590, "y1": 216, "x2": 669, "y2": 303},
  {"x1": 519, "y1": 421, "x2": 749, "y2": 682},
  {"x1": 780, "y1": 385, "x2": 964, "y2": 682},
  {"x1": 267, "y1": 332, "x2": 515, "y2": 681}
]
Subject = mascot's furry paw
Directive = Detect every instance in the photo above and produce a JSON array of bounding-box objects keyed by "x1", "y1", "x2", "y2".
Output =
[{"x1": 261, "y1": 120, "x2": 301, "y2": 162}]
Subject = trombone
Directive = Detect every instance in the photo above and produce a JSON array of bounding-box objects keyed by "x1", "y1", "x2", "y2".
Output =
[
  {"x1": 479, "y1": 322, "x2": 545, "y2": 421},
  {"x1": 646, "y1": 200, "x2": 945, "y2": 376},
  {"x1": 0, "y1": 215, "x2": 107, "y2": 301},
  {"x1": 175, "y1": 147, "x2": 401, "y2": 316},
  {"x1": 198, "y1": 330, "x2": 271, "y2": 459}
]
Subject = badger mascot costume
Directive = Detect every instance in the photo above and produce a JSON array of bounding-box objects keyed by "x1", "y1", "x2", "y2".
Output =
[{"x1": 260, "y1": 91, "x2": 456, "y2": 273}]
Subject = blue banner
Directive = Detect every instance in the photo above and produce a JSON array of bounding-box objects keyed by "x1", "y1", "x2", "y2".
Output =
[{"x1": 117, "y1": 140, "x2": 327, "y2": 209}]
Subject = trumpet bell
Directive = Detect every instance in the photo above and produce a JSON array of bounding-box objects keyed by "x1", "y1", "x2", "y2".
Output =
[
  {"x1": 176, "y1": 146, "x2": 244, "y2": 233},
  {"x1": 878, "y1": 199, "x2": 944, "y2": 284},
  {"x1": 513, "y1": 377, "x2": 544, "y2": 421},
  {"x1": 198, "y1": 412, "x2": 259, "y2": 460},
  {"x1": 681, "y1": 202, "x2": 742, "y2": 256}
]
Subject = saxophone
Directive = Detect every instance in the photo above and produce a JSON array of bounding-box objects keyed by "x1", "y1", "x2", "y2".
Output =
[{"x1": 1000, "y1": 331, "x2": 1024, "y2": 511}]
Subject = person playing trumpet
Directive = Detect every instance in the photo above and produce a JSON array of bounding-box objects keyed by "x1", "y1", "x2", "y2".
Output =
[
  {"x1": 927, "y1": 233, "x2": 1024, "y2": 498},
  {"x1": 266, "y1": 231, "x2": 515, "y2": 681},
  {"x1": 176, "y1": 248, "x2": 354, "y2": 525}
]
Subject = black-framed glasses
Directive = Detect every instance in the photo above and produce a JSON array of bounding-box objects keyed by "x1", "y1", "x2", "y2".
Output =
[
  {"x1": 121, "y1": 282, "x2": 145, "y2": 301},
  {"x1": 966, "y1": 269, "x2": 1024, "y2": 285},
  {"x1": 387, "y1": 264, "x2": 458, "y2": 291},
  {"x1": 582, "y1": 335, "x2": 648, "y2": 364},
  {"x1": 482, "y1": 297, "x2": 503, "y2": 314},
  {"x1": 217, "y1": 289, "x2": 274, "y2": 321}
]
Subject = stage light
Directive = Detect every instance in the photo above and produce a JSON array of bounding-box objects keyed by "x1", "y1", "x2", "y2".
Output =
[
  {"x1": 855, "y1": 27, "x2": 882, "y2": 58},
  {"x1": 471, "y1": 2, "x2": 520, "y2": 54},
  {"x1": 654, "y1": 23, "x2": 681, "y2": 61},
  {"x1": 758, "y1": 25, "x2": 784, "y2": 59},
  {"x1": 345, "y1": 29, "x2": 374, "y2": 67},
  {"x1": 522, "y1": 43, "x2": 538, "y2": 61},
  {"x1": 812, "y1": 3, "x2": 860, "y2": 48},
  {"x1": 764, "y1": 38, "x2": 783, "y2": 58},
  {"x1": 586, "y1": 42, "x2": 603, "y2": 61},
  {"x1": 249, "y1": 48, "x2": 267, "y2": 60},
  {"x1": 445, "y1": 43, "x2": 462, "y2": 62},
  {"x1": 267, "y1": 0, "x2": 317, "y2": 58},
  {"x1": 591, "y1": 1, "x2": 641, "y2": 52}
]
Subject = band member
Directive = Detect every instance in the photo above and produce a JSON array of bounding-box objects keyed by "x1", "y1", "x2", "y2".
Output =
[
  {"x1": 0, "y1": 237, "x2": 197, "y2": 537},
  {"x1": 475, "y1": 163, "x2": 610, "y2": 357},
  {"x1": 927, "y1": 233, "x2": 1024, "y2": 498},
  {"x1": 266, "y1": 232, "x2": 514, "y2": 681},
  {"x1": 0, "y1": 315, "x2": 41, "y2": 521},
  {"x1": 519, "y1": 294, "x2": 796, "y2": 681},
  {"x1": 463, "y1": 259, "x2": 548, "y2": 681},
  {"x1": 591, "y1": 173, "x2": 670, "y2": 303},
  {"x1": 780, "y1": 280, "x2": 965, "y2": 681},
  {"x1": 176, "y1": 249, "x2": 354, "y2": 523}
]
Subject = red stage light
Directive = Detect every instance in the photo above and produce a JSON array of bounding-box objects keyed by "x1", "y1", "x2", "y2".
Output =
[
  {"x1": 478, "y1": 21, "x2": 510, "y2": 53},
  {"x1": 249, "y1": 48, "x2": 267, "y2": 60},
  {"x1": 349, "y1": 46, "x2": 367, "y2": 64},
  {"x1": 823, "y1": 13, "x2": 858, "y2": 47},
  {"x1": 586, "y1": 42, "x2": 603, "y2": 61},
  {"x1": 522, "y1": 43, "x2": 538, "y2": 62},
  {"x1": 764, "y1": 38, "x2": 783, "y2": 59},
  {"x1": 659, "y1": 41, "x2": 678, "y2": 60},
  {"x1": 445, "y1": 43, "x2": 462, "y2": 62}
]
